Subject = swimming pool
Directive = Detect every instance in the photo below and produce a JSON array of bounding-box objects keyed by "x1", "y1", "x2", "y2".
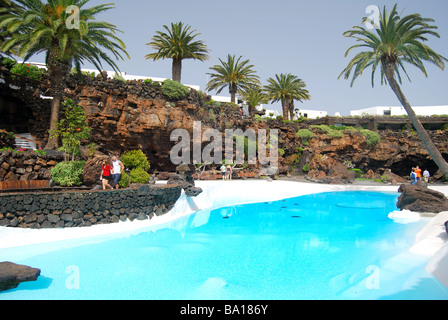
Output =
[{"x1": 1, "y1": 191, "x2": 447, "y2": 299}]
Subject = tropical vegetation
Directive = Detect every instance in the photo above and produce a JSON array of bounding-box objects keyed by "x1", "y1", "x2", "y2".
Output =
[
  {"x1": 162, "y1": 79, "x2": 190, "y2": 100},
  {"x1": 145, "y1": 21, "x2": 209, "y2": 83},
  {"x1": 121, "y1": 149, "x2": 150, "y2": 171},
  {"x1": 206, "y1": 54, "x2": 260, "y2": 104},
  {"x1": 50, "y1": 98, "x2": 91, "y2": 162},
  {"x1": 239, "y1": 84, "x2": 269, "y2": 115},
  {"x1": 339, "y1": 4, "x2": 448, "y2": 175},
  {"x1": 51, "y1": 160, "x2": 85, "y2": 187},
  {"x1": 264, "y1": 73, "x2": 310, "y2": 121},
  {"x1": 0, "y1": 0, "x2": 129, "y2": 150}
]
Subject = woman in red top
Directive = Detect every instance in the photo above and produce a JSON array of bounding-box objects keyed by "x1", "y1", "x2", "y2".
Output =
[{"x1": 100, "y1": 159, "x2": 113, "y2": 190}]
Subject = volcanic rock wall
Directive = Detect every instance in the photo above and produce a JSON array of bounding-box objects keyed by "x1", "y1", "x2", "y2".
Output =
[
  {"x1": 2, "y1": 72, "x2": 448, "y2": 180},
  {"x1": 0, "y1": 184, "x2": 181, "y2": 228}
]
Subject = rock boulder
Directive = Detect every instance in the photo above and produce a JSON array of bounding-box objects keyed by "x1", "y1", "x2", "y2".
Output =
[
  {"x1": 167, "y1": 164, "x2": 202, "y2": 197},
  {"x1": 82, "y1": 155, "x2": 109, "y2": 187},
  {"x1": 306, "y1": 155, "x2": 355, "y2": 184},
  {"x1": 0, "y1": 261, "x2": 41, "y2": 291},
  {"x1": 396, "y1": 183, "x2": 448, "y2": 213}
]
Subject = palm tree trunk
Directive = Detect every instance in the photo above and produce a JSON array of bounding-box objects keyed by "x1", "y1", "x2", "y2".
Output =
[
  {"x1": 44, "y1": 50, "x2": 72, "y2": 150},
  {"x1": 172, "y1": 58, "x2": 182, "y2": 82},
  {"x1": 281, "y1": 98, "x2": 289, "y2": 120},
  {"x1": 384, "y1": 62, "x2": 448, "y2": 176},
  {"x1": 229, "y1": 83, "x2": 237, "y2": 104},
  {"x1": 289, "y1": 100, "x2": 295, "y2": 120},
  {"x1": 45, "y1": 96, "x2": 61, "y2": 149}
]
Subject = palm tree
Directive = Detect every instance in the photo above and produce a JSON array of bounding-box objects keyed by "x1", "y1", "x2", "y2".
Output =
[
  {"x1": 339, "y1": 4, "x2": 448, "y2": 175},
  {"x1": 264, "y1": 73, "x2": 310, "y2": 120},
  {"x1": 0, "y1": 0, "x2": 129, "y2": 149},
  {"x1": 239, "y1": 84, "x2": 268, "y2": 115},
  {"x1": 0, "y1": 0, "x2": 19, "y2": 57},
  {"x1": 145, "y1": 21, "x2": 209, "y2": 83},
  {"x1": 206, "y1": 54, "x2": 260, "y2": 104}
]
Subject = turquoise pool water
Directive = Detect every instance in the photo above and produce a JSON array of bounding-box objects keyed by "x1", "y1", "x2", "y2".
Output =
[{"x1": 1, "y1": 191, "x2": 447, "y2": 300}]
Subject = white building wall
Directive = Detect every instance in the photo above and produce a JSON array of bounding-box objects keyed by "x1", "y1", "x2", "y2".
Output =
[
  {"x1": 19, "y1": 61, "x2": 200, "y2": 90},
  {"x1": 351, "y1": 105, "x2": 448, "y2": 117},
  {"x1": 263, "y1": 108, "x2": 327, "y2": 119}
]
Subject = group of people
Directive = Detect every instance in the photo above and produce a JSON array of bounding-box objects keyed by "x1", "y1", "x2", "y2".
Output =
[
  {"x1": 410, "y1": 165, "x2": 430, "y2": 185},
  {"x1": 100, "y1": 156, "x2": 125, "y2": 190},
  {"x1": 220, "y1": 164, "x2": 233, "y2": 180}
]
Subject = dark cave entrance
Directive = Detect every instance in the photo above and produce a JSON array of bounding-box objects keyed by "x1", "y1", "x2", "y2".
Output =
[{"x1": 0, "y1": 94, "x2": 34, "y2": 133}]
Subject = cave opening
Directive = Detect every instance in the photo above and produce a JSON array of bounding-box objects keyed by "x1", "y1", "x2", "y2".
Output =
[{"x1": 0, "y1": 94, "x2": 34, "y2": 134}]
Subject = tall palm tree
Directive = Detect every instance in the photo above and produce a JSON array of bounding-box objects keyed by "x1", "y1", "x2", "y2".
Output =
[
  {"x1": 264, "y1": 73, "x2": 310, "y2": 120},
  {"x1": 339, "y1": 4, "x2": 448, "y2": 175},
  {"x1": 206, "y1": 54, "x2": 260, "y2": 104},
  {"x1": 0, "y1": 0, "x2": 129, "y2": 149},
  {"x1": 145, "y1": 21, "x2": 209, "y2": 83}
]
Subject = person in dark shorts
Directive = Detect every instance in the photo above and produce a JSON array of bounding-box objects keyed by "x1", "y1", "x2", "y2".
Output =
[{"x1": 100, "y1": 159, "x2": 113, "y2": 190}]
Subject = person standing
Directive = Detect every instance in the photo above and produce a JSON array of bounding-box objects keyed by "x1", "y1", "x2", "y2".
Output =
[
  {"x1": 220, "y1": 163, "x2": 226, "y2": 180},
  {"x1": 100, "y1": 159, "x2": 113, "y2": 190},
  {"x1": 423, "y1": 169, "x2": 430, "y2": 183},
  {"x1": 414, "y1": 166, "x2": 422, "y2": 181},
  {"x1": 226, "y1": 164, "x2": 233, "y2": 180},
  {"x1": 111, "y1": 155, "x2": 125, "y2": 189},
  {"x1": 410, "y1": 168, "x2": 417, "y2": 185}
]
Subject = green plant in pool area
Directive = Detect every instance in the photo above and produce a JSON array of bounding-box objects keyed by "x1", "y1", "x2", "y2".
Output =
[
  {"x1": 50, "y1": 98, "x2": 91, "y2": 162},
  {"x1": 130, "y1": 167, "x2": 150, "y2": 184},
  {"x1": 118, "y1": 172, "x2": 131, "y2": 188},
  {"x1": 51, "y1": 160, "x2": 85, "y2": 187},
  {"x1": 10, "y1": 63, "x2": 44, "y2": 81},
  {"x1": 121, "y1": 149, "x2": 150, "y2": 170}
]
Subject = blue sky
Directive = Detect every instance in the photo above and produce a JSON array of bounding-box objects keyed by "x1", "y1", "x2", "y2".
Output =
[{"x1": 30, "y1": 0, "x2": 448, "y2": 116}]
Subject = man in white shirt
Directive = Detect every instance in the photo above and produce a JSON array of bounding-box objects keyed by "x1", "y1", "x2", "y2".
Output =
[{"x1": 111, "y1": 156, "x2": 125, "y2": 189}]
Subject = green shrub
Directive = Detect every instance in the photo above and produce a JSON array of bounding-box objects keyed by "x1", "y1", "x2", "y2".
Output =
[
  {"x1": 254, "y1": 114, "x2": 264, "y2": 122},
  {"x1": 113, "y1": 73, "x2": 127, "y2": 82},
  {"x1": 303, "y1": 163, "x2": 309, "y2": 172},
  {"x1": 162, "y1": 79, "x2": 190, "y2": 100},
  {"x1": 121, "y1": 150, "x2": 150, "y2": 170},
  {"x1": 51, "y1": 161, "x2": 85, "y2": 187},
  {"x1": 350, "y1": 168, "x2": 364, "y2": 178},
  {"x1": 10, "y1": 63, "x2": 44, "y2": 81},
  {"x1": 296, "y1": 129, "x2": 313, "y2": 141},
  {"x1": 310, "y1": 124, "x2": 344, "y2": 138},
  {"x1": 118, "y1": 172, "x2": 131, "y2": 188},
  {"x1": 1, "y1": 57, "x2": 17, "y2": 70},
  {"x1": 0, "y1": 129, "x2": 15, "y2": 148},
  {"x1": 130, "y1": 167, "x2": 150, "y2": 184},
  {"x1": 278, "y1": 148, "x2": 285, "y2": 157},
  {"x1": 360, "y1": 129, "x2": 380, "y2": 147}
]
